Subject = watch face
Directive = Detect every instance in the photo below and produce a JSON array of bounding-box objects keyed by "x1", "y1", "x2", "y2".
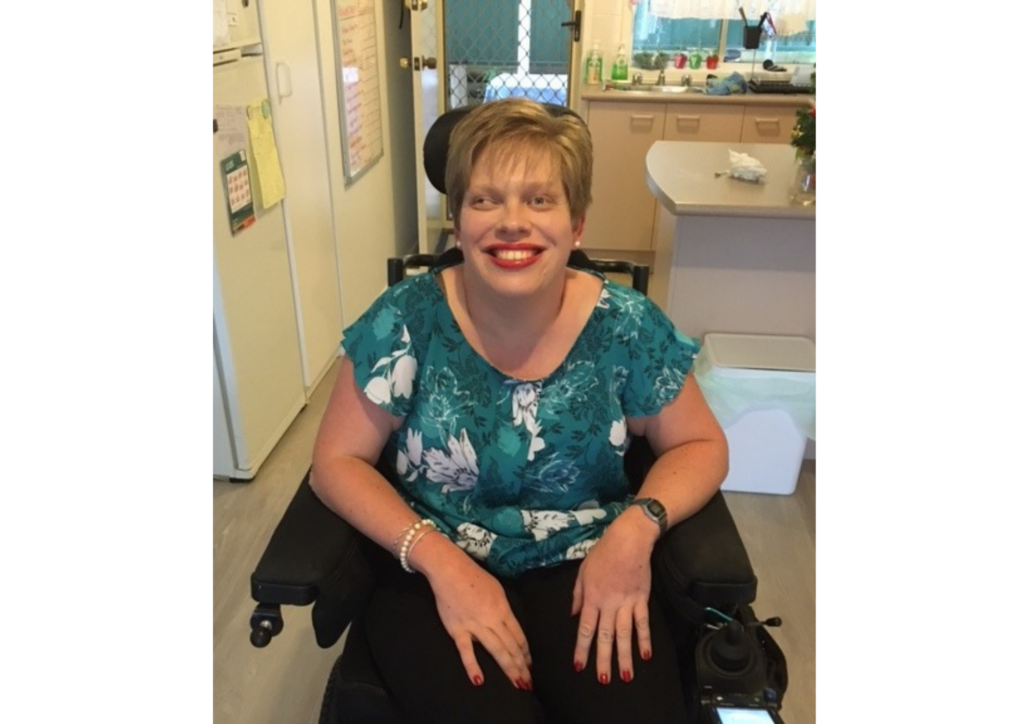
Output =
[
  {"x1": 646, "y1": 499, "x2": 666, "y2": 517},
  {"x1": 635, "y1": 498, "x2": 667, "y2": 532}
]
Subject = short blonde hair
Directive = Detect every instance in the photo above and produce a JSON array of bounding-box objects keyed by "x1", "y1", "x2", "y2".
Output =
[{"x1": 445, "y1": 99, "x2": 593, "y2": 229}]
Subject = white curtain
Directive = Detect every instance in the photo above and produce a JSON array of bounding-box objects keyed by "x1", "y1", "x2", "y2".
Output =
[{"x1": 648, "y1": 0, "x2": 815, "y2": 37}]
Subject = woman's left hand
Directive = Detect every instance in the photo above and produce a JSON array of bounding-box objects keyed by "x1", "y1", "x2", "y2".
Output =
[{"x1": 570, "y1": 509, "x2": 659, "y2": 684}]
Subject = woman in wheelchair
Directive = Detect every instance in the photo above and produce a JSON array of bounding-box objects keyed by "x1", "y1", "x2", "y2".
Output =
[{"x1": 311, "y1": 98, "x2": 728, "y2": 723}]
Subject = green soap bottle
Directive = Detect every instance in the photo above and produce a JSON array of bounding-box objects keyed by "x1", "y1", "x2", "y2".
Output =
[
  {"x1": 585, "y1": 42, "x2": 603, "y2": 85},
  {"x1": 611, "y1": 44, "x2": 629, "y2": 81}
]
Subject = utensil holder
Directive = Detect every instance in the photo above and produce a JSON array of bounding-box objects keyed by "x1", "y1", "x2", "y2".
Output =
[{"x1": 743, "y1": 26, "x2": 762, "y2": 50}]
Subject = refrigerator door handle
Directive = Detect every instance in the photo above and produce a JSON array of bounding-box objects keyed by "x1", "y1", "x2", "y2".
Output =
[{"x1": 275, "y1": 62, "x2": 293, "y2": 104}]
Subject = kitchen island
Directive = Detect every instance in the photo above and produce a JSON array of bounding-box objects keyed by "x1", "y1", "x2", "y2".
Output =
[
  {"x1": 580, "y1": 89, "x2": 812, "y2": 252},
  {"x1": 645, "y1": 140, "x2": 815, "y2": 341}
]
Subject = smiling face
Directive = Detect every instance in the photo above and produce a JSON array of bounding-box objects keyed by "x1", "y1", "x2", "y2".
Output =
[{"x1": 454, "y1": 144, "x2": 584, "y2": 300}]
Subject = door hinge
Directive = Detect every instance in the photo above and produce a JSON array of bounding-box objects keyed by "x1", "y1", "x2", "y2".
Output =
[{"x1": 405, "y1": 0, "x2": 428, "y2": 11}]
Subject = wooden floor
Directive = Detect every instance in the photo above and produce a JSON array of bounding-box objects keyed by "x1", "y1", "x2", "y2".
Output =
[{"x1": 213, "y1": 359, "x2": 816, "y2": 724}]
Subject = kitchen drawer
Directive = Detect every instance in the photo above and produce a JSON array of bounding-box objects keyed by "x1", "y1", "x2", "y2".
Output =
[
  {"x1": 741, "y1": 105, "x2": 798, "y2": 144},
  {"x1": 663, "y1": 104, "x2": 744, "y2": 143}
]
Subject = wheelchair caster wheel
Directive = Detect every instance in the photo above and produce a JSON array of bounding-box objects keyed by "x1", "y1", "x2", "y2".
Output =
[
  {"x1": 250, "y1": 625, "x2": 273, "y2": 648},
  {"x1": 249, "y1": 604, "x2": 283, "y2": 647}
]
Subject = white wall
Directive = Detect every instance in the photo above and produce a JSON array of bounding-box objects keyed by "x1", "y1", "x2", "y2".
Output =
[{"x1": 579, "y1": 0, "x2": 634, "y2": 81}]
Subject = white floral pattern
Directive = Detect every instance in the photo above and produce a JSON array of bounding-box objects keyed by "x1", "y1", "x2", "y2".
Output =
[
  {"x1": 522, "y1": 510, "x2": 574, "y2": 541},
  {"x1": 364, "y1": 325, "x2": 417, "y2": 405},
  {"x1": 395, "y1": 429, "x2": 423, "y2": 481},
  {"x1": 653, "y1": 365, "x2": 687, "y2": 406},
  {"x1": 570, "y1": 504, "x2": 608, "y2": 527},
  {"x1": 564, "y1": 538, "x2": 599, "y2": 560},
  {"x1": 510, "y1": 381, "x2": 546, "y2": 461},
  {"x1": 397, "y1": 427, "x2": 479, "y2": 493},
  {"x1": 521, "y1": 505, "x2": 611, "y2": 542},
  {"x1": 421, "y1": 429, "x2": 479, "y2": 493},
  {"x1": 454, "y1": 522, "x2": 496, "y2": 561},
  {"x1": 609, "y1": 417, "x2": 628, "y2": 455}
]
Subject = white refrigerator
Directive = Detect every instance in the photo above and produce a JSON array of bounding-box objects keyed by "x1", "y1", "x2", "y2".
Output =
[{"x1": 213, "y1": 1, "x2": 306, "y2": 481}]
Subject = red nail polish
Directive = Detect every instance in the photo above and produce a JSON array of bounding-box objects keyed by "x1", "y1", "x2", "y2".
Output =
[
  {"x1": 516, "y1": 678, "x2": 528, "y2": 691},
  {"x1": 599, "y1": 673, "x2": 609, "y2": 685},
  {"x1": 472, "y1": 675, "x2": 483, "y2": 686},
  {"x1": 641, "y1": 649, "x2": 652, "y2": 661},
  {"x1": 574, "y1": 660, "x2": 583, "y2": 673},
  {"x1": 622, "y1": 670, "x2": 632, "y2": 683}
]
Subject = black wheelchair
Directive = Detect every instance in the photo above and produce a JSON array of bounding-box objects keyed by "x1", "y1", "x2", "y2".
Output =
[{"x1": 247, "y1": 103, "x2": 789, "y2": 724}]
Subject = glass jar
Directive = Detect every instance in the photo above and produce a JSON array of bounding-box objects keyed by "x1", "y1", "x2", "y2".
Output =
[{"x1": 789, "y1": 153, "x2": 815, "y2": 205}]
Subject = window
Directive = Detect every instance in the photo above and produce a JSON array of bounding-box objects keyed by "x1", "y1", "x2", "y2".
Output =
[
  {"x1": 630, "y1": 1, "x2": 815, "y2": 70},
  {"x1": 725, "y1": 18, "x2": 815, "y2": 65}
]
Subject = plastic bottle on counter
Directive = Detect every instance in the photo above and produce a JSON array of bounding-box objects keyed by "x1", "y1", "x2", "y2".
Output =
[
  {"x1": 585, "y1": 42, "x2": 603, "y2": 85},
  {"x1": 611, "y1": 44, "x2": 629, "y2": 81}
]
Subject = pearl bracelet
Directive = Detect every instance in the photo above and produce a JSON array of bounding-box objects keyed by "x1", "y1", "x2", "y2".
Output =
[
  {"x1": 392, "y1": 520, "x2": 420, "y2": 558},
  {"x1": 403, "y1": 524, "x2": 438, "y2": 573},
  {"x1": 397, "y1": 518, "x2": 438, "y2": 573}
]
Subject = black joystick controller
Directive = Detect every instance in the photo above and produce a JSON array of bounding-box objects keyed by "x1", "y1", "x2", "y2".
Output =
[
  {"x1": 695, "y1": 618, "x2": 767, "y2": 696},
  {"x1": 710, "y1": 620, "x2": 754, "y2": 672}
]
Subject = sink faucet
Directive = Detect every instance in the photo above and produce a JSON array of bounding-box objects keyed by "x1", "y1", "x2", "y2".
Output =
[
  {"x1": 656, "y1": 69, "x2": 666, "y2": 85},
  {"x1": 680, "y1": 74, "x2": 692, "y2": 88},
  {"x1": 632, "y1": 72, "x2": 643, "y2": 85}
]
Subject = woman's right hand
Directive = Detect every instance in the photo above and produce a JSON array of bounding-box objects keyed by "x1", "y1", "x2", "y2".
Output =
[{"x1": 419, "y1": 544, "x2": 533, "y2": 691}]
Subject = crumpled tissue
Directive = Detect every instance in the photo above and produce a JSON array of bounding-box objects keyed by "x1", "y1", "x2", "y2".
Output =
[{"x1": 727, "y1": 150, "x2": 767, "y2": 183}]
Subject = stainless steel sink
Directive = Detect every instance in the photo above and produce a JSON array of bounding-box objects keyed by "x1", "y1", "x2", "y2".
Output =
[{"x1": 605, "y1": 82, "x2": 703, "y2": 94}]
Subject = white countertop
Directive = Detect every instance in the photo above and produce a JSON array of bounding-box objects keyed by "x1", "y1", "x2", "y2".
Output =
[{"x1": 645, "y1": 141, "x2": 815, "y2": 220}]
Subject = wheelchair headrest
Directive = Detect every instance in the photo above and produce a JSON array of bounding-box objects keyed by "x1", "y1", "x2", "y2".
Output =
[{"x1": 422, "y1": 103, "x2": 585, "y2": 196}]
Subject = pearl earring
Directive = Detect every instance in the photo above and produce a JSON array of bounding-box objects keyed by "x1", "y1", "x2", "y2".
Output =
[
  {"x1": 573, "y1": 240, "x2": 581, "y2": 249},
  {"x1": 455, "y1": 240, "x2": 462, "y2": 249}
]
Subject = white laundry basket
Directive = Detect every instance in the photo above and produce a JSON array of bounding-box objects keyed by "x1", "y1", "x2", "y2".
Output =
[{"x1": 695, "y1": 333, "x2": 816, "y2": 495}]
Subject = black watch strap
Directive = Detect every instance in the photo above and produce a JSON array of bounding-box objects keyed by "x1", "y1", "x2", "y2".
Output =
[{"x1": 631, "y1": 497, "x2": 668, "y2": 536}]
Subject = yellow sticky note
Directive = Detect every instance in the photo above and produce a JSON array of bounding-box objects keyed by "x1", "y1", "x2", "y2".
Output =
[{"x1": 246, "y1": 99, "x2": 286, "y2": 209}]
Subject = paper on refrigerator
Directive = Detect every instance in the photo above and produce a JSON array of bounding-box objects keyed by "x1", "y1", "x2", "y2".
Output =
[
  {"x1": 246, "y1": 99, "x2": 286, "y2": 210},
  {"x1": 214, "y1": 105, "x2": 248, "y2": 161},
  {"x1": 213, "y1": 0, "x2": 230, "y2": 48}
]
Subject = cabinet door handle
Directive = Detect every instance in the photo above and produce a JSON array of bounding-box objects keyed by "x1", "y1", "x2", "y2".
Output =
[
  {"x1": 674, "y1": 115, "x2": 701, "y2": 127},
  {"x1": 276, "y1": 62, "x2": 293, "y2": 104},
  {"x1": 754, "y1": 117, "x2": 781, "y2": 127},
  {"x1": 630, "y1": 114, "x2": 655, "y2": 127}
]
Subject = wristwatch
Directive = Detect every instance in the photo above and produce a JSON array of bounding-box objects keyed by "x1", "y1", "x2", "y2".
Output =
[{"x1": 630, "y1": 497, "x2": 668, "y2": 537}]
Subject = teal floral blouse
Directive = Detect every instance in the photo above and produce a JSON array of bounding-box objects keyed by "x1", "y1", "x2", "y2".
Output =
[{"x1": 341, "y1": 262, "x2": 700, "y2": 578}]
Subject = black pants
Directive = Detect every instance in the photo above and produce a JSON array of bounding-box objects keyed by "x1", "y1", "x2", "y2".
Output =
[{"x1": 364, "y1": 556, "x2": 687, "y2": 724}]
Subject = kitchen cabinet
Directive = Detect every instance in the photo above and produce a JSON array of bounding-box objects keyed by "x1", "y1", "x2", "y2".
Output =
[
  {"x1": 585, "y1": 98, "x2": 802, "y2": 251},
  {"x1": 585, "y1": 101, "x2": 667, "y2": 251}
]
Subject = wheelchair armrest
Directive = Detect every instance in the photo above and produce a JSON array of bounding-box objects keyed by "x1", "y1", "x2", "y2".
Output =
[
  {"x1": 249, "y1": 469, "x2": 376, "y2": 648},
  {"x1": 654, "y1": 490, "x2": 757, "y2": 616}
]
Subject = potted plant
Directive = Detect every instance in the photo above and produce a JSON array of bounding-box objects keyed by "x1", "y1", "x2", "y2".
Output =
[
  {"x1": 791, "y1": 106, "x2": 815, "y2": 160},
  {"x1": 789, "y1": 104, "x2": 815, "y2": 204}
]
